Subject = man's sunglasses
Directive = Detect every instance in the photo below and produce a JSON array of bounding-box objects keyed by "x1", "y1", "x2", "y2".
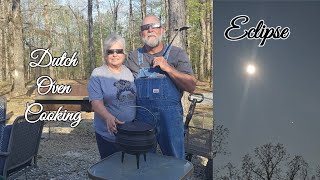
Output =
[
  {"x1": 107, "y1": 49, "x2": 124, "y2": 55},
  {"x1": 140, "y1": 23, "x2": 161, "y2": 31}
]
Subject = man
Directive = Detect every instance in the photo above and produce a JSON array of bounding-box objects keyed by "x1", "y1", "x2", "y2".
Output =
[{"x1": 125, "y1": 15, "x2": 196, "y2": 159}]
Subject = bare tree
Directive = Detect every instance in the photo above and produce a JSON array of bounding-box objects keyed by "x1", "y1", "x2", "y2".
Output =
[
  {"x1": 205, "y1": 125, "x2": 229, "y2": 180},
  {"x1": 212, "y1": 125, "x2": 230, "y2": 156},
  {"x1": 163, "y1": 0, "x2": 169, "y2": 43},
  {"x1": 68, "y1": 4, "x2": 87, "y2": 79},
  {"x1": 225, "y1": 162, "x2": 241, "y2": 180},
  {"x1": 167, "y1": 0, "x2": 191, "y2": 114},
  {"x1": 96, "y1": 0, "x2": 104, "y2": 62},
  {"x1": 299, "y1": 160, "x2": 309, "y2": 180},
  {"x1": 316, "y1": 166, "x2": 320, "y2": 180},
  {"x1": 241, "y1": 154, "x2": 255, "y2": 179},
  {"x1": 43, "y1": 1, "x2": 54, "y2": 78},
  {"x1": 216, "y1": 143, "x2": 317, "y2": 180},
  {"x1": 206, "y1": 0, "x2": 212, "y2": 86},
  {"x1": 242, "y1": 143, "x2": 289, "y2": 180},
  {"x1": 140, "y1": 0, "x2": 146, "y2": 20},
  {"x1": 109, "y1": 0, "x2": 120, "y2": 32},
  {"x1": 286, "y1": 155, "x2": 309, "y2": 180},
  {"x1": 168, "y1": 0, "x2": 187, "y2": 50},
  {"x1": 129, "y1": 0, "x2": 134, "y2": 50},
  {"x1": 216, "y1": 161, "x2": 242, "y2": 180},
  {"x1": 88, "y1": 0, "x2": 95, "y2": 73},
  {"x1": 7, "y1": 0, "x2": 27, "y2": 96},
  {"x1": 0, "y1": 4, "x2": 7, "y2": 81},
  {"x1": 198, "y1": 0, "x2": 206, "y2": 81}
]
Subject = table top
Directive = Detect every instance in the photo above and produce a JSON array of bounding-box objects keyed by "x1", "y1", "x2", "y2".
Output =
[
  {"x1": 88, "y1": 152, "x2": 193, "y2": 180},
  {"x1": 33, "y1": 96, "x2": 92, "y2": 112},
  {"x1": 34, "y1": 96, "x2": 89, "y2": 101}
]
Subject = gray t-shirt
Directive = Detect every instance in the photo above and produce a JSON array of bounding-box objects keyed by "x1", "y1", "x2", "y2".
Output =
[
  {"x1": 125, "y1": 45, "x2": 194, "y2": 78},
  {"x1": 88, "y1": 65, "x2": 136, "y2": 142}
]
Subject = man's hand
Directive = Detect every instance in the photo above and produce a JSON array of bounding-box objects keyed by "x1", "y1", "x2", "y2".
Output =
[
  {"x1": 152, "y1": 56, "x2": 196, "y2": 93},
  {"x1": 153, "y1": 56, "x2": 173, "y2": 73}
]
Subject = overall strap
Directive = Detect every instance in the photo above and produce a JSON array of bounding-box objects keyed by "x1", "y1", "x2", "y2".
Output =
[
  {"x1": 163, "y1": 45, "x2": 172, "y2": 60},
  {"x1": 138, "y1": 48, "x2": 144, "y2": 65},
  {"x1": 138, "y1": 45, "x2": 172, "y2": 65}
]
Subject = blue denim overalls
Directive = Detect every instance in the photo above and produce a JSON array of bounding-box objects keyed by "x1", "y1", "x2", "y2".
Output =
[{"x1": 135, "y1": 45, "x2": 185, "y2": 159}]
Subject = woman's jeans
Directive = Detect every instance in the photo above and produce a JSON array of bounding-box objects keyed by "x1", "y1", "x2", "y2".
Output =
[{"x1": 95, "y1": 132, "x2": 120, "y2": 159}]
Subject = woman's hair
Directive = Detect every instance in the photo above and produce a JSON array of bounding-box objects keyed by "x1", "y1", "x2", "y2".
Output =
[{"x1": 103, "y1": 34, "x2": 126, "y2": 56}]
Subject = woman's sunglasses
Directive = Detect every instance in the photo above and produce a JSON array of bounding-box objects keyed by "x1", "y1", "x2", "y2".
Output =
[{"x1": 107, "y1": 49, "x2": 124, "y2": 55}]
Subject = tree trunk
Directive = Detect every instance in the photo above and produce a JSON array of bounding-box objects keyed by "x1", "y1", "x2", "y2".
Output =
[
  {"x1": 68, "y1": 5, "x2": 86, "y2": 79},
  {"x1": 210, "y1": 1, "x2": 214, "y2": 87},
  {"x1": 129, "y1": 0, "x2": 135, "y2": 50},
  {"x1": 44, "y1": 1, "x2": 54, "y2": 78},
  {"x1": 199, "y1": 3, "x2": 206, "y2": 81},
  {"x1": 164, "y1": 0, "x2": 169, "y2": 43},
  {"x1": 64, "y1": 13, "x2": 73, "y2": 79},
  {"x1": 168, "y1": 0, "x2": 187, "y2": 50},
  {"x1": 88, "y1": 0, "x2": 95, "y2": 73},
  {"x1": 185, "y1": 2, "x2": 191, "y2": 66},
  {"x1": 206, "y1": 1, "x2": 212, "y2": 81},
  {"x1": 110, "y1": 0, "x2": 119, "y2": 32},
  {"x1": 96, "y1": 0, "x2": 104, "y2": 63},
  {"x1": 168, "y1": 0, "x2": 190, "y2": 115},
  {"x1": 0, "y1": 1, "x2": 8, "y2": 81},
  {"x1": 81, "y1": 16, "x2": 87, "y2": 78},
  {"x1": 9, "y1": 0, "x2": 27, "y2": 96},
  {"x1": 140, "y1": 0, "x2": 146, "y2": 20},
  {"x1": 0, "y1": 27, "x2": 5, "y2": 81}
]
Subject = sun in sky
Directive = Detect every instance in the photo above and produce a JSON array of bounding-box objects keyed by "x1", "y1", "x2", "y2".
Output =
[{"x1": 246, "y1": 64, "x2": 256, "y2": 75}]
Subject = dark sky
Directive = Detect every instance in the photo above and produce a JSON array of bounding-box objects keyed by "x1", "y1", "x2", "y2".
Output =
[{"x1": 213, "y1": 0, "x2": 320, "y2": 173}]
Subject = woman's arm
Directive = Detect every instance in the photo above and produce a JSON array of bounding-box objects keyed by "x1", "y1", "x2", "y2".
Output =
[{"x1": 91, "y1": 100, "x2": 124, "y2": 134}]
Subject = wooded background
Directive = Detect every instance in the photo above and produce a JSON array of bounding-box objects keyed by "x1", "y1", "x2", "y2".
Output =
[{"x1": 0, "y1": 0, "x2": 212, "y2": 96}]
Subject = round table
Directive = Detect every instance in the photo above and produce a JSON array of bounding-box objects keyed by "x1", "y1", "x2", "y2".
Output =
[{"x1": 88, "y1": 152, "x2": 193, "y2": 180}]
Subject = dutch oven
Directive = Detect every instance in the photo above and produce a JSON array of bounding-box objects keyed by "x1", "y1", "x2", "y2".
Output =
[{"x1": 115, "y1": 120, "x2": 156, "y2": 169}]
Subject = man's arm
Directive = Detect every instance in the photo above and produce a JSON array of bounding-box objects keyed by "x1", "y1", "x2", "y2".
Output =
[
  {"x1": 153, "y1": 56, "x2": 196, "y2": 93},
  {"x1": 124, "y1": 53, "x2": 139, "y2": 78}
]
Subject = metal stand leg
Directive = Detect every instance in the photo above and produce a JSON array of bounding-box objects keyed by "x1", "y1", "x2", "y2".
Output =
[
  {"x1": 48, "y1": 121, "x2": 51, "y2": 139},
  {"x1": 186, "y1": 153, "x2": 193, "y2": 161},
  {"x1": 121, "y1": 152, "x2": 125, "y2": 163},
  {"x1": 143, "y1": 153, "x2": 146, "y2": 161},
  {"x1": 136, "y1": 154, "x2": 140, "y2": 169}
]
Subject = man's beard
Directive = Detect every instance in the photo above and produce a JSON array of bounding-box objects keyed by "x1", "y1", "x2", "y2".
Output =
[{"x1": 142, "y1": 32, "x2": 163, "y2": 48}]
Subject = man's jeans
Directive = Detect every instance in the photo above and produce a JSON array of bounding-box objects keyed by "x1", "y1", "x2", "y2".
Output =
[{"x1": 135, "y1": 76, "x2": 185, "y2": 159}]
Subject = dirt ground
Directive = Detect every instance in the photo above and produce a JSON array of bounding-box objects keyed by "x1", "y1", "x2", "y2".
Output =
[
  {"x1": 1, "y1": 80, "x2": 213, "y2": 180},
  {"x1": 12, "y1": 120, "x2": 210, "y2": 180}
]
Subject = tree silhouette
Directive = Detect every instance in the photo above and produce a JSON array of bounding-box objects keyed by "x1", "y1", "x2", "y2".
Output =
[
  {"x1": 213, "y1": 125, "x2": 230, "y2": 156},
  {"x1": 242, "y1": 143, "x2": 288, "y2": 180},
  {"x1": 223, "y1": 162, "x2": 241, "y2": 180},
  {"x1": 286, "y1": 155, "x2": 308, "y2": 180},
  {"x1": 216, "y1": 142, "x2": 317, "y2": 180},
  {"x1": 316, "y1": 166, "x2": 320, "y2": 179}
]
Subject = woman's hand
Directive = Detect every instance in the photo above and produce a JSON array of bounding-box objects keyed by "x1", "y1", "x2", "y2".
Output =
[
  {"x1": 106, "y1": 115, "x2": 125, "y2": 134},
  {"x1": 91, "y1": 100, "x2": 125, "y2": 135}
]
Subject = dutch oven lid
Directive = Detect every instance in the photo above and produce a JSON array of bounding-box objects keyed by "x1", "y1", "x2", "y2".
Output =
[{"x1": 117, "y1": 120, "x2": 154, "y2": 134}]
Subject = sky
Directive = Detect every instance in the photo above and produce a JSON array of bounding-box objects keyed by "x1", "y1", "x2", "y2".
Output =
[{"x1": 213, "y1": 1, "x2": 320, "y2": 176}]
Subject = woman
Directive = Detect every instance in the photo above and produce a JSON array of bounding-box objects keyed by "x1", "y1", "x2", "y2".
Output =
[{"x1": 88, "y1": 34, "x2": 136, "y2": 159}]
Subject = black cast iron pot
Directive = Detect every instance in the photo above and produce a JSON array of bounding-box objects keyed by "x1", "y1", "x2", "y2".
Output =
[
  {"x1": 115, "y1": 120, "x2": 156, "y2": 154},
  {"x1": 115, "y1": 120, "x2": 156, "y2": 169}
]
